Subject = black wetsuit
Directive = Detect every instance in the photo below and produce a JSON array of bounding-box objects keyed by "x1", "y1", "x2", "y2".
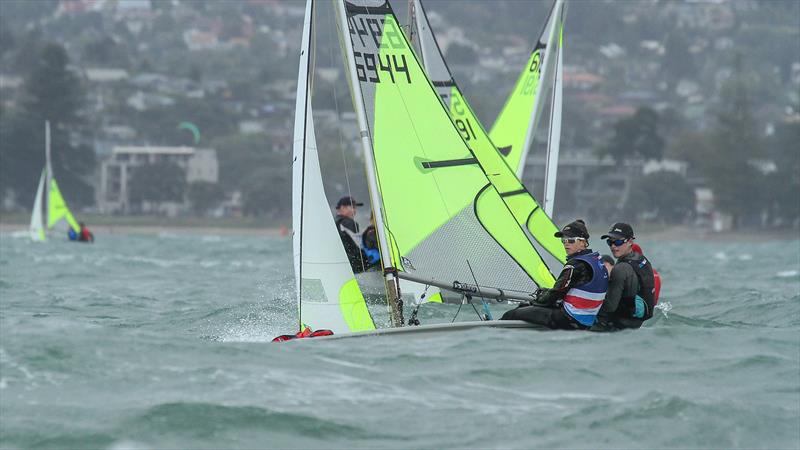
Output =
[
  {"x1": 500, "y1": 249, "x2": 594, "y2": 330},
  {"x1": 593, "y1": 251, "x2": 655, "y2": 331},
  {"x1": 335, "y1": 214, "x2": 367, "y2": 273}
]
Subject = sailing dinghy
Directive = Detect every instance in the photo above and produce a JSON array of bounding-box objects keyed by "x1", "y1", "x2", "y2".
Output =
[
  {"x1": 30, "y1": 121, "x2": 82, "y2": 242},
  {"x1": 279, "y1": 0, "x2": 566, "y2": 341}
]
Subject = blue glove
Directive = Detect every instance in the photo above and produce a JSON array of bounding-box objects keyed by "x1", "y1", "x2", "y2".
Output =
[{"x1": 364, "y1": 248, "x2": 381, "y2": 265}]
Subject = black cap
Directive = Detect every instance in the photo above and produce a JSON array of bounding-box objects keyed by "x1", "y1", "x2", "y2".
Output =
[
  {"x1": 554, "y1": 219, "x2": 589, "y2": 239},
  {"x1": 601, "y1": 222, "x2": 635, "y2": 240},
  {"x1": 336, "y1": 196, "x2": 364, "y2": 208}
]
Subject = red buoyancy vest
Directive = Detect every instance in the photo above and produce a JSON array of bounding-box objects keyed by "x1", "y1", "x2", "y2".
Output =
[{"x1": 631, "y1": 243, "x2": 661, "y2": 304}]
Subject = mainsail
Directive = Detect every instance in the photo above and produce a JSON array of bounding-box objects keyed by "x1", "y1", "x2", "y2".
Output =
[
  {"x1": 336, "y1": 0, "x2": 555, "y2": 293},
  {"x1": 292, "y1": 0, "x2": 375, "y2": 334},
  {"x1": 411, "y1": 0, "x2": 566, "y2": 266}
]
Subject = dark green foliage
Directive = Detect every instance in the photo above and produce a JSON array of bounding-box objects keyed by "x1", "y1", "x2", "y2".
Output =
[
  {"x1": 23, "y1": 44, "x2": 85, "y2": 124},
  {"x1": 662, "y1": 32, "x2": 696, "y2": 90},
  {"x1": 210, "y1": 133, "x2": 291, "y2": 216},
  {"x1": 0, "y1": 42, "x2": 95, "y2": 208},
  {"x1": 599, "y1": 107, "x2": 665, "y2": 162},
  {"x1": 187, "y1": 181, "x2": 225, "y2": 215},
  {"x1": 0, "y1": 17, "x2": 14, "y2": 56},
  {"x1": 764, "y1": 122, "x2": 800, "y2": 224},
  {"x1": 701, "y1": 56, "x2": 764, "y2": 228},
  {"x1": 128, "y1": 162, "x2": 186, "y2": 206},
  {"x1": 240, "y1": 167, "x2": 290, "y2": 217},
  {"x1": 82, "y1": 36, "x2": 130, "y2": 68},
  {"x1": 626, "y1": 171, "x2": 695, "y2": 223}
]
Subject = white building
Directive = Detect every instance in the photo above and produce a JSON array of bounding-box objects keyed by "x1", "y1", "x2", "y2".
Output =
[{"x1": 98, "y1": 146, "x2": 218, "y2": 214}]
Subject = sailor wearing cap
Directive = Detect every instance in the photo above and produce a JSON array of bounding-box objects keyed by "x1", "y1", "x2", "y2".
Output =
[
  {"x1": 334, "y1": 196, "x2": 369, "y2": 273},
  {"x1": 593, "y1": 222, "x2": 657, "y2": 330},
  {"x1": 501, "y1": 219, "x2": 609, "y2": 330}
]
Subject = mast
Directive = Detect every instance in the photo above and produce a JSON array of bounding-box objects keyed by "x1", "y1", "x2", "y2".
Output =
[
  {"x1": 334, "y1": 0, "x2": 403, "y2": 327},
  {"x1": 44, "y1": 120, "x2": 52, "y2": 230},
  {"x1": 543, "y1": 19, "x2": 564, "y2": 218},
  {"x1": 292, "y1": 0, "x2": 314, "y2": 332},
  {"x1": 516, "y1": 0, "x2": 564, "y2": 179}
]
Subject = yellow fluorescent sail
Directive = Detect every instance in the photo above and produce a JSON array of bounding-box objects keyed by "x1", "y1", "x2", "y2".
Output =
[
  {"x1": 344, "y1": 0, "x2": 553, "y2": 290},
  {"x1": 48, "y1": 179, "x2": 80, "y2": 232}
]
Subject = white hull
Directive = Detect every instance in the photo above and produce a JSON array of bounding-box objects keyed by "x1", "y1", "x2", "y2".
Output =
[{"x1": 311, "y1": 320, "x2": 546, "y2": 341}]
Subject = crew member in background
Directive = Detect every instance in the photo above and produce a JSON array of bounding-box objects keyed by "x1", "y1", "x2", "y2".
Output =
[
  {"x1": 361, "y1": 214, "x2": 381, "y2": 271},
  {"x1": 78, "y1": 222, "x2": 94, "y2": 243},
  {"x1": 501, "y1": 219, "x2": 608, "y2": 330},
  {"x1": 632, "y1": 242, "x2": 661, "y2": 304},
  {"x1": 593, "y1": 223, "x2": 656, "y2": 331},
  {"x1": 334, "y1": 196, "x2": 368, "y2": 273}
]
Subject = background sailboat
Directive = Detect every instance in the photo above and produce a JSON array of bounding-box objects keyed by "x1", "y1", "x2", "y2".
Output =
[
  {"x1": 29, "y1": 121, "x2": 81, "y2": 242},
  {"x1": 413, "y1": 0, "x2": 566, "y2": 217},
  {"x1": 411, "y1": 0, "x2": 567, "y2": 268}
]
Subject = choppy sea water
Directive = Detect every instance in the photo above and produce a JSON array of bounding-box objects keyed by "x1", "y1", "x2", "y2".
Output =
[{"x1": 0, "y1": 230, "x2": 798, "y2": 449}]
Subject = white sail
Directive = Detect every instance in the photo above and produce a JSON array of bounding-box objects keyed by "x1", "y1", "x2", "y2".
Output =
[
  {"x1": 292, "y1": 0, "x2": 375, "y2": 334},
  {"x1": 29, "y1": 170, "x2": 46, "y2": 242}
]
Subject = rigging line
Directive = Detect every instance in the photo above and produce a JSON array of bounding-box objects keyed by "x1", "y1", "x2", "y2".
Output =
[
  {"x1": 328, "y1": 4, "x2": 369, "y2": 273},
  {"x1": 466, "y1": 259, "x2": 492, "y2": 320},
  {"x1": 470, "y1": 303, "x2": 484, "y2": 321},
  {"x1": 450, "y1": 298, "x2": 464, "y2": 323}
]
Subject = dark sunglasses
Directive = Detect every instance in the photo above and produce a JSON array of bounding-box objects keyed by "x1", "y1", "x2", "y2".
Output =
[
  {"x1": 606, "y1": 238, "x2": 629, "y2": 247},
  {"x1": 561, "y1": 237, "x2": 586, "y2": 244}
]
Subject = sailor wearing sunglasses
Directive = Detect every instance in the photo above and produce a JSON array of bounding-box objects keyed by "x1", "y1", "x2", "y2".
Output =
[
  {"x1": 501, "y1": 219, "x2": 608, "y2": 330},
  {"x1": 592, "y1": 223, "x2": 657, "y2": 331}
]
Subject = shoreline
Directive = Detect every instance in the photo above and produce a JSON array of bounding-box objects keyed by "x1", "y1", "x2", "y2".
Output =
[
  {"x1": 0, "y1": 222, "x2": 286, "y2": 236},
  {"x1": 2, "y1": 221, "x2": 795, "y2": 240}
]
